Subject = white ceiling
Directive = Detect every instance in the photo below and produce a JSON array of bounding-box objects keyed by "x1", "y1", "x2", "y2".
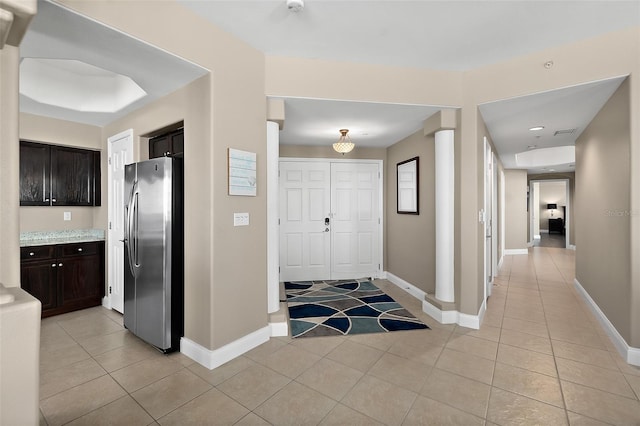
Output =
[
  {"x1": 273, "y1": 97, "x2": 441, "y2": 148},
  {"x1": 479, "y1": 76, "x2": 627, "y2": 173},
  {"x1": 19, "y1": 0, "x2": 208, "y2": 126},
  {"x1": 20, "y1": 0, "x2": 639, "y2": 173},
  {"x1": 178, "y1": 0, "x2": 639, "y2": 72}
]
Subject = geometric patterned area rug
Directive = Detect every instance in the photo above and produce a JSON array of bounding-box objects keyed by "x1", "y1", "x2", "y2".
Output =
[{"x1": 285, "y1": 279, "x2": 429, "y2": 338}]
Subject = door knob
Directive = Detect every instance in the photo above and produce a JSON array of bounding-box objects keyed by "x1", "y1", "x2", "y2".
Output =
[{"x1": 325, "y1": 217, "x2": 330, "y2": 225}]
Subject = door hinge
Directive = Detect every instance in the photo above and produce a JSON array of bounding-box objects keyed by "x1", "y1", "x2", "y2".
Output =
[
  {"x1": 108, "y1": 221, "x2": 112, "y2": 230},
  {"x1": 109, "y1": 286, "x2": 112, "y2": 294},
  {"x1": 108, "y1": 157, "x2": 112, "y2": 165}
]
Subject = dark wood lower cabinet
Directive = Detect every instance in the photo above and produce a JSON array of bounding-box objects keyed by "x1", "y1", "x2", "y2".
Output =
[{"x1": 20, "y1": 241, "x2": 105, "y2": 318}]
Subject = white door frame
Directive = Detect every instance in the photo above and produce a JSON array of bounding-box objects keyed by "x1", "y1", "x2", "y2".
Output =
[
  {"x1": 106, "y1": 129, "x2": 134, "y2": 311},
  {"x1": 276, "y1": 157, "x2": 384, "y2": 281},
  {"x1": 530, "y1": 178, "x2": 571, "y2": 249},
  {"x1": 483, "y1": 137, "x2": 494, "y2": 300}
]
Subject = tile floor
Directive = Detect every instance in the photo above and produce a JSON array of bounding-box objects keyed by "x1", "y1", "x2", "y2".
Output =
[{"x1": 38, "y1": 247, "x2": 640, "y2": 425}]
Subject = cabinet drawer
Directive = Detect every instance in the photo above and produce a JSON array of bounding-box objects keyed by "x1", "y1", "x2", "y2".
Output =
[
  {"x1": 61, "y1": 242, "x2": 98, "y2": 257},
  {"x1": 20, "y1": 246, "x2": 55, "y2": 261}
]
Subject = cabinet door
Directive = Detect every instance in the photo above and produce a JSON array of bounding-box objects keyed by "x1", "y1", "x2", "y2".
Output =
[
  {"x1": 149, "y1": 135, "x2": 170, "y2": 158},
  {"x1": 21, "y1": 260, "x2": 57, "y2": 313},
  {"x1": 51, "y1": 146, "x2": 94, "y2": 206},
  {"x1": 171, "y1": 131, "x2": 184, "y2": 157},
  {"x1": 149, "y1": 129, "x2": 184, "y2": 158},
  {"x1": 20, "y1": 141, "x2": 51, "y2": 206},
  {"x1": 59, "y1": 254, "x2": 102, "y2": 308}
]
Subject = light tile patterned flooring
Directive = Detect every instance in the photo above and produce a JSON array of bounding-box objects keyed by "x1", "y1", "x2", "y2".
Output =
[{"x1": 39, "y1": 247, "x2": 640, "y2": 425}]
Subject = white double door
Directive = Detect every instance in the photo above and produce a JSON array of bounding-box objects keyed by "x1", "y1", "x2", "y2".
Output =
[{"x1": 279, "y1": 160, "x2": 382, "y2": 282}]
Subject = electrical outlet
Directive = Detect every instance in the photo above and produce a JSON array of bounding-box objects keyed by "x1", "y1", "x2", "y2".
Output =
[
  {"x1": 64, "y1": 211, "x2": 72, "y2": 221},
  {"x1": 233, "y1": 212, "x2": 249, "y2": 226}
]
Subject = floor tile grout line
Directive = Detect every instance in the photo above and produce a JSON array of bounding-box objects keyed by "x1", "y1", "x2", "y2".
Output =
[{"x1": 536, "y1": 248, "x2": 573, "y2": 425}]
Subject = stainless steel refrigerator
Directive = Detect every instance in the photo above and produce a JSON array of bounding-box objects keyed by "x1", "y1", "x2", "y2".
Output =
[{"x1": 123, "y1": 157, "x2": 183, "y2": 353}]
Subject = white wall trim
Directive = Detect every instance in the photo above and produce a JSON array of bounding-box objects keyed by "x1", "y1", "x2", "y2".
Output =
[
  {"x1": 180, "y1": 326, "x2": 271, "y2": 370},
  {"x1": 101, "y1": 296, "x2": 111, "y2": 310},
  {"x1": 386, "y1": 272, "x2": 427, "y2": 301},
  {"x1": 568, "y1": 244, "x2": 576, "y2": 251},
  {"x1": 504, "y1": 249, "x2": 529, "y2": 255},
  {"x1": 266, "y1": 121, "x2": 280, "y2": 313},
  {"x1": 534, "y1": 234, "x2": 541, "y2": 239},
  {"x1": 574, "y1": 278, "x2": 640, "y2": 367},
  {"x1": 270, "y1": 321, "x2": 288, "y2": 337},
  {"x1": 385, "y1": 272, "x2": 482, "y2": 330}
]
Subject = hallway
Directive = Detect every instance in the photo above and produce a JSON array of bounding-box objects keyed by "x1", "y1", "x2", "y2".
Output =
[{"x1": 37, "y1": 248, "x2": 640, "y2": 425}]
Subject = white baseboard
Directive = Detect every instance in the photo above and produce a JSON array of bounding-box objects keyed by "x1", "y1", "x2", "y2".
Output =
[
  {"x1": 101, "y1": 296, "x2": 111, "y2": 310},
  {"x1": 568, "y1": 244, "x2": 576, "y2": 250},
  {"x1": 573, "y1": 278, "x2": 640, "y2": 367},
  {"x1": 385, "y1": 271, "x2": 482, "y2": 330},
  {"x1": 534, "y1": 234, "x2": 541, "y2": 240},
  {"x1": 505, "y1": 249, "x2": 529, "y2": 255},
  {"x1": 180, "y1": 326, "x2": 271, "y2": 370},
  {"x1": 270, "y1": 321, "x2": 288, "y2": 337},
  {"x1": 540, "y1": 229, "x2": 549, "y2": 234},
  {"x1": 498, "y1": 256, "x2": 504, "y2": 271},
  {"x1": 421, "y1": 300, "x2": 458, "y2": 324},
  {"x1": 385, "y1": 272, "x2": 427, "y2": 301}
]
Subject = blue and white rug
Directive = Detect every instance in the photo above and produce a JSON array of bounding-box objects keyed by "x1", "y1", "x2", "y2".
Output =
[{"x1": 285, "y1": 279, "x2": 429, "y2": 338}]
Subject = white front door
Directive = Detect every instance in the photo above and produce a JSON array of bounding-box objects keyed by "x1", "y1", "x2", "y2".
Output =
[
  {"x1": 107, "y1": 129, "x2": 134, "y2": 313},
  {"x1": 279, "y1": 160, "x2": 381, "y2": 282},
  {"x1": 279, "y1": 161, "x2": 331, "y2": 281},
  {"x1": 331, "y1": 162, "x2": 380, "y2": 279}
]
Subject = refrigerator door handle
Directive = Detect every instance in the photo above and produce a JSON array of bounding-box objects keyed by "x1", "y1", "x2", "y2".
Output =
[
  {"x1": 132, "y1": 191, "x2": 140, "y2": 268},
  {"x1": 126, "y1": 181, "x2": 138, "y2": 277}
]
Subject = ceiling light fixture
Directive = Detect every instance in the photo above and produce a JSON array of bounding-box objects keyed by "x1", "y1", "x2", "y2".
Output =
[
  {"x1": 529, "y1": 126, "x2": 545, "y2": 131},
  {"x1": 333, "y1": 129, "x2": 355, "y2": 154},
  {"x1": 286, "y1": 0, "x2": 304, "y2": 12}
]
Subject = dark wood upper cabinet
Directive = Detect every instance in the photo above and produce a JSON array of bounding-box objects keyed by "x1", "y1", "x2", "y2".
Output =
[
  {"x1": 20, "y1": 141, "x2": 101, "y2": 206},
  {"x1": 149, "y1": 128, "x2": 184, "y2": 159},
  {"x1": 20, "y1": 142, "x2": 51, "y2": 206}
]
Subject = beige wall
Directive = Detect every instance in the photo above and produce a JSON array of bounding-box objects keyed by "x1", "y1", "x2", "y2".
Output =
[
  {"x1": 19, "y1": 113, "x2": 102, "y2": 232},
  {"x1": 59, "y1": 0, "x2": 267, "y2": 351},
  {"x1": 386, "y1": 130, "x2": 436, "y2": 294},
  {"x1": 504, "y1": 170, "x2": 528, "y2": 250},
  {"x1": 0, "y1": 46, "x2": 21, "y2": 287},
  {"x1": 576, "y1": 79, "x2": 633, "y2": 344}
]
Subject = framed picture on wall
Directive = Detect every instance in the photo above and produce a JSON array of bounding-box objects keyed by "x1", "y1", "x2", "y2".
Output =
[{"x1": 397, "y1": 156, "x2": 419, "y2": 214}]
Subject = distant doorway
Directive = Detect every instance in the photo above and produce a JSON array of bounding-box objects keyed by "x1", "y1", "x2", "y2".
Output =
[{"x1": 529, "y1": 179, "x2": 570, "y2": 249}]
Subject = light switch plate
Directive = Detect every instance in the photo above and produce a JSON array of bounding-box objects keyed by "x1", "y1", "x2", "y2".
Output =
[
  {"x1": 233, "y1": 212, "x2": 249, "y2": 226},
  {"x1": 64, "y1": 211, "x2": 72, "y2": 221}
]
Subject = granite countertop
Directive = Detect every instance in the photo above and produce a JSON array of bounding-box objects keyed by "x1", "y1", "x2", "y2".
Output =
[{"x1": 20, "y1": 229, "x2": 105, "y2": 247}]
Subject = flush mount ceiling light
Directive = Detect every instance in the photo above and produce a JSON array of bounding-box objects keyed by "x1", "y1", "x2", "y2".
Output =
[
  {"x1": 333, "y1": 129, "x2": 355, "y2": 154},
  {"x1": 529, "y1": 126, "x2": 545, "y2": 131}
]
